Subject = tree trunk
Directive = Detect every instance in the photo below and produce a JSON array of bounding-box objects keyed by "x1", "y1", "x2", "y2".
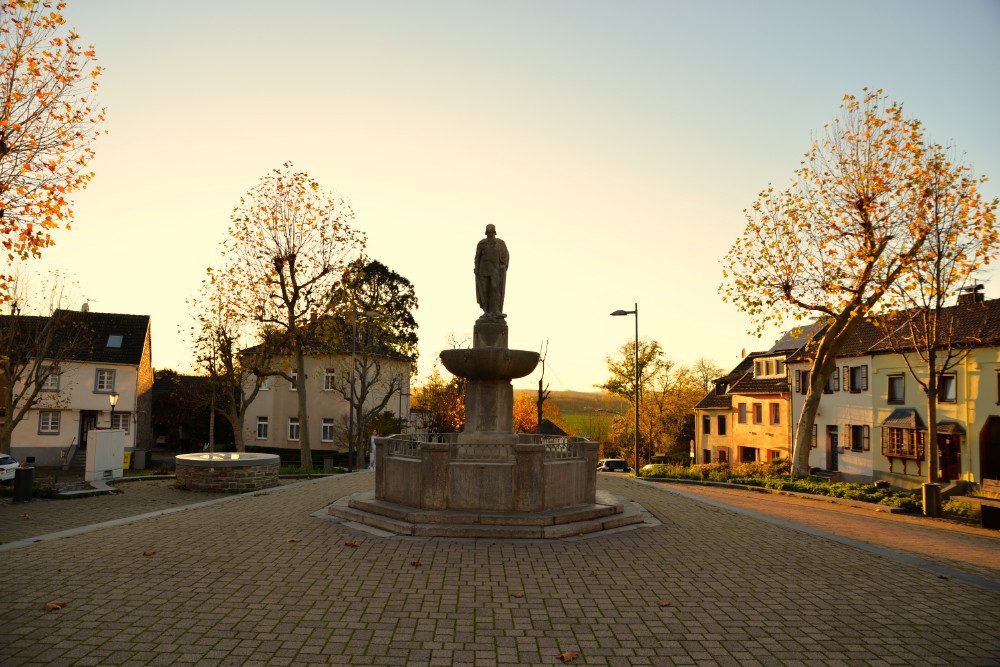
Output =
[
  {"x1": 792, "y1": 380, "x2": 824, "y2": 476},
  {"x1": 295, "y1": 345, "x2": 312, "y2": 468}
]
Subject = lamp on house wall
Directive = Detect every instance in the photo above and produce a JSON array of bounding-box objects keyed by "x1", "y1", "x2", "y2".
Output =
[
  {"x1": 109, "y1": 391, "x2": 120, "y2": 429},
  {"x1": 348, "y1": 309, "x2": 381, "y2": 472},
  {"x1": 610, "y1": 303, "x2": 639, "y2": 475}
]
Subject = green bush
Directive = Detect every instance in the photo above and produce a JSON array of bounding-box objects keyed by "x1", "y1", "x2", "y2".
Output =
[{"x1": 943, "y1": 499, "x2": 980, "y2": 521}]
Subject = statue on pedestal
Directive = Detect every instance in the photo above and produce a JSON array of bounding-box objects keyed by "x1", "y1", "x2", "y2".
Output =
[{"x1": 474, "y1": 224, "x2": 508, "y2": 318}]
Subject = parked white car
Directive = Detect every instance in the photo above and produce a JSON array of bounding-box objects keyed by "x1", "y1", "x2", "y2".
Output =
[{"x1": 0, "y1": 454, "x2": 19, "y2": 483}]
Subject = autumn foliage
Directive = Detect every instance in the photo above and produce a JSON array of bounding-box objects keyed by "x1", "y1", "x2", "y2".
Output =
[{"x1": 0, "y1": 1, "x2": 105, "y2": 297}]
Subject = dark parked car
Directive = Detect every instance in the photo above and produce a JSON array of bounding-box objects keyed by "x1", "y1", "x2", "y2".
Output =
[{"x1": 596, "y1": 459, "x2": 631, "y2": 473}]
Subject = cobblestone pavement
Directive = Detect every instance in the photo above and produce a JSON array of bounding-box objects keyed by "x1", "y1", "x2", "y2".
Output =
[
  {"x1": 653, "y1": 481, "x2": 1000, "y2": 586},
  {"x1": 1, "y1": 473, "x2": 999, "y2": 666}
]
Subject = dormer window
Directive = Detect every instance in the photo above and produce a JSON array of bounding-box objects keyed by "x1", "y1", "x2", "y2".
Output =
[
  {"x1": 715, "y1": 382, "x2": 728, "y2": 396},
  {"x1": 106, "y1": 334, "x2": 123, "y2": 348},
  {"x1": 754, "y1": 357, "x2": 786, "y2": 379}
]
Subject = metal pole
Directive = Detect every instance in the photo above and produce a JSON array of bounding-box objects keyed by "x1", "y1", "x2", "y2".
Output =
[
  {"x1": 348, "y1": 309, "x2": 356, "y2": 472},
  {"x1": 633, "y1": 303, "x2": 639, "y2": 475}
]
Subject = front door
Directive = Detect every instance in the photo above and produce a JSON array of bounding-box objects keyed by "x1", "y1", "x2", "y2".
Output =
[
  {"x1": 826, "y1": 425, "x2": 839, "y2": 471},
  {"x1": 980, "y1": 416, "x2": 1000, "y2": 481},
  {"x1": 79, "y1": 411, "x2": 98, "y2": 449},
  {"x1": 938, "y1": 435, "x2": 961, "y2": 482}
]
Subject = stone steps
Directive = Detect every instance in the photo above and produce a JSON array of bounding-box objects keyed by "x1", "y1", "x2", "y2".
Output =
[{"x1": 327, "y1": 489, "x2": 650, "y2": 539}]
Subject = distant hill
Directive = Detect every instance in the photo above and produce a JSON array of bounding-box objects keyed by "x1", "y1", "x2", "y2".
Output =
[{"x1": 512, "y1": 389, "x2": 628, "y2": 415}]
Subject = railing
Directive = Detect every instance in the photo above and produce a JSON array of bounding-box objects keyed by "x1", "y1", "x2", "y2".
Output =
[{"x1": 384, "y1": 433, "x2": 592, "y2": 461}]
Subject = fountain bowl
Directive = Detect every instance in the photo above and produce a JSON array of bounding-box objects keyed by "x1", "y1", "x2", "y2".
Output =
[{"x1": 440, "y1": 348, "x2": 539, "y2": 380}]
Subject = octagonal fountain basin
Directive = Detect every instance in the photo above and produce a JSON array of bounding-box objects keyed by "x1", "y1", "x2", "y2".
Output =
[
  {"x1": 175, "y1": 452, "x2": 280, "y2": 492},
  {"x1": 439, "y1": 348, "x2": 539, "y2": 380}
]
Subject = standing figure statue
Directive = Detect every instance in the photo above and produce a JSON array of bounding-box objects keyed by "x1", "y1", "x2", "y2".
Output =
[{"x1": 474, "y1": 224, "x2": 509, "y2": 318}]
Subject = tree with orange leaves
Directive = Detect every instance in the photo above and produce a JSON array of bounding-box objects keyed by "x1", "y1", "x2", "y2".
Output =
[
  {"x1": 0, "y1": 0, "x2": 105, "y2": 298},
  {"x1": 722, "y1": 89, "x2": 993, "y2": 477},
  {"x1": 219, "y1": 162, "x2": 365, "y2": 467}
]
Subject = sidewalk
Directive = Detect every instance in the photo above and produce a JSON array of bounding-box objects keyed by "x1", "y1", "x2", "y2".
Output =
[{"x1": 1, "y1": 473, "x2": 999, "y2": 665}]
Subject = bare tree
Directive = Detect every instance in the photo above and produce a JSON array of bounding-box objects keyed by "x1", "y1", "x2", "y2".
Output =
[
  {"x1": 219, "y1": 163, "x2": 364, "y2": 466},
  {"x1": 873, "y1": 144, "x2": 998, "y2": 515},
  {"x1": 0, "y1": 270, "x2": 89, "y2": 454}
]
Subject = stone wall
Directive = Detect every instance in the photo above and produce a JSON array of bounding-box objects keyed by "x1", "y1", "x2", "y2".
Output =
[{"x1": 175, "y1": 461, "x2": 279, "y2": 492}]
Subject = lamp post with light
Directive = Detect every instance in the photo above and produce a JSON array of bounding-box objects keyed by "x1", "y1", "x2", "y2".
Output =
[
  {"x1": 109, "y1": 391, "x2": 120, "y2": 429},
  {"x1": 348, "y1": 309, "x2": 380, "y2": 471},
  {"x1": 610, "y1": 304, "x2": 638, "y2": 475}
]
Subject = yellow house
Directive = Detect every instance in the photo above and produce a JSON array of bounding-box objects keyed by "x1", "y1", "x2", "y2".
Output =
[{"x1": 869, "y1": 298, "x2": 1000, "y2": 491}]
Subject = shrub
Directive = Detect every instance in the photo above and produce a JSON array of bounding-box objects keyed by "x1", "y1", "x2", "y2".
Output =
[{"x1": 943, "y1": 499, "x2": 980, "y2": 521}]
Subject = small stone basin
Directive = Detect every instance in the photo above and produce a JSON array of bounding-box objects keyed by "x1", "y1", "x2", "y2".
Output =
[
  {"x1": 440, "y1": 348, "x2": 539, "y2": 380},
  {"x1": 175, "y1": 452, "x2": 279, "y2": 492}
]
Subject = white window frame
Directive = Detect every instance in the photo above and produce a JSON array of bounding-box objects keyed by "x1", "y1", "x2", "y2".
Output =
[
  {"x1": 39, "y1": 365, "x2": 60, "y2": 391},
  {"x1": 111, "y1": 412, "x2": 130, "y2": 433},
  {"x1": 256, "y1": 416, "x2": 268, "y2": 439},
  {"x1": 95, "y1": 368, "x2": 116, "y2": 393},
  {"x1": 39, "y1": 411, "x2": 61, "y2": 434},
  {"x1": 324, "y1": 369, "x2": 336, "y2": 391},
  {"x1": 287, "y1": 417, "x2": 300, "y2": 441},
  {"x1": 321, "y1": 418, "x2": 335, "y2": 442},
  {"x1": 290, "y1": 369, "x2": 298, "y2": 391},
  {"x1": 938, "y1": 374, "x2": 957, "y2": 403}
]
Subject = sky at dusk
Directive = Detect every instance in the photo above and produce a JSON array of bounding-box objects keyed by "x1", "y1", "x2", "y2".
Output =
[{"x1": 23, "y1": 0, "x2": 1000, "y2": 392}]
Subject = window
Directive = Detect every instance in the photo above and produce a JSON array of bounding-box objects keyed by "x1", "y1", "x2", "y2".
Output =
[
  {"x1": 288, "y1": 417, "x2": 300, "y2": 441},
  {"x1": 106, "y1": 334, "x2": 123, "y2": 348},
  {"x1": 290, "y1": 369, "x2": 298, "y2": 391},
  {"x1": 847, "y1": 424, "x2": 867, "y2": 452},
  {"x1": 38, "y1": 365, "x2": 60, "y2": 391},
  {"x1": 39, "y1": 411, "x2": 60, "y2": 434},
  {"x1": 702, "y1": 415, "x2": 711, "y2": 435},
  {"x1": 753, "y1": 403, "x2": 763, "y2": 425},
  {"x1": 824, "y1": 373, "x2": 835, "y2": 394},
  {"x1": 938, "y1": 374, "x2": 956, "y2": 402},
  {"x1": 259, "y1": 376, "x2": 273, "y2": 391},
  {"x1": 754, "y1": 360, "x2": 763, "y2": 377},
  {"x1": 717, "y1": 415, "x2": 726, "y2": 435},
  {"x1": 882, "y1": 427, "x2": 924, "y2": 459},
  {"x1": 849, "y1": 366, "x2": 868, "y2": 393},
  {"x1": 795, "y1": 370, "x2": 811, "y2": 395},
  {"x1": 775, "y1": 360, "x2": 784, "y2": 376},
  {"x1": 321, "y1": 418, "x2": 335, "y2": 442},
  {"x1": 765, "y1": 360, "x2": 774, "y2": 376},
  {"x1": 703, "y1": 449, "x2": 711, "y2": 464},
  {"x1": 324, "y1": 369, "x2": 336, "y2": 391},
  {"x1": 769, "y1": 403, "x2": 780, "y2": 425},
  {"x1": 888, "y1": 374, "x2": 905, "y2": 403},
  {"x1": 739, "y1": 446, "x2": 757, "y2": 463},
  {"x1": 111, "y1": 412, "x2": 130, "y2": 433},
  {"x1": 256, "y1": 416, "x2": 268, "y2": 439},
  {"x1": 738, "y1": 403, "x2": 747, "y2": 424},
  {"x1": 95, "y1": 369, "x2": 115, "y2": 393},
  {"x1": 715, "y1": 382, "x2": 727, "y2": 396}
]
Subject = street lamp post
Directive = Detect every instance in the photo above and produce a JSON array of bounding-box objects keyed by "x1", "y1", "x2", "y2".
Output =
[
  {"x1": 348, "y1": 309, "x2": 380, "y2": 472},
  {"x1": 610, "y1": 304, "x2": 638, "y2": 475},
  {"x1": 109, "y1": 391, "x2": 120, "y2": 429}
]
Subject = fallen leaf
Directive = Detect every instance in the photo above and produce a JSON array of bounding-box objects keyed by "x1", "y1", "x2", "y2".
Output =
[
  {"x1": 44, "y1": 601, "x2": 67, "y2": 612},
  {"x1": 20, "y1": 514, "x2": 30, "y2": 520},
  {"x1": 555, "y1": 650, "x2": 579, "y2": 663},
  {"x1": 287, "y1": 538, "x2": 301, "y2": 543},
  {"x1": 875, "y1": 508, "x2": 884, "y2": 512},
  {"x1": 511, "y1": 592, "x2": 523, "y2": 598},
  {"x1": 344, "y1": 540, "x2": 359, "y2": 547},
  {"x1": 410, "y1": 560, "x2": 422, "y2": 567},
  {"x1": 657, "y1": 600, "x2": 671, "y2": 607},
  {"x1": 143, "y1": 551, "x2": 155, "y2": 556}
]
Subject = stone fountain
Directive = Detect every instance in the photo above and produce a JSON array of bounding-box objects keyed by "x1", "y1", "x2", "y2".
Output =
[{"x1": 328, "y1": 225, "x2": 645, "y2": 538}]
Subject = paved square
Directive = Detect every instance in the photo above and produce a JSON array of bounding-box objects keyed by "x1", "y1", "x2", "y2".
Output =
[{"x1": 1, "y1": 474, "x2": 998, "y2": 665}]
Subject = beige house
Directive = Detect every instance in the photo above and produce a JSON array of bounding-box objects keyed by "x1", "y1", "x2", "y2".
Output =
[
  {"x1": 245, "y1": 353, "x2": 411, "y2": 453},
  {"x1": 868, "y1": 298, "x2": 1000, "y2": 491},
  {"x1": 5, "y1": 310, "x2": 153, "y2": 467}
]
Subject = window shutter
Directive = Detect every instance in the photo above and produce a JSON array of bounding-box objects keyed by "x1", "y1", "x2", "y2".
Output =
[
  {"x1": 843, "y1": 425, "x2": 851, "y2": 449},
  {"x1": 795, "y1": 370, "x2": 800, "y2": 392},
  {"x1": 811, "y1": 424, "x2": 817, "y2": 448},
  {"x1": 863, "y1": 425, "x2": 870, "y2": 451},
  {"x1": 861, "y1": 365, "x2": 869, "y2": 391},
  {"x1": 843, "y1": 366, "x2": 850, "y2": 392},
  {"x1": 833, "y1": 370, "x2": 840, "y2": 391}
]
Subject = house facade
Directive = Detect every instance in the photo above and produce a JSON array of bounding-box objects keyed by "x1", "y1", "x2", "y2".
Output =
[
  {"x1": 694, "y1": 325, "x2": 823, "y2": 465},
  {"x1": 6, "y1": 310, "x2": 153, "y2": 466},
  {"x1": 245, "y1": 353, "x2": 411, "y2": 453},
  {"x1": 868, "y1": 299, "x2": 1000, "y2": 491}
]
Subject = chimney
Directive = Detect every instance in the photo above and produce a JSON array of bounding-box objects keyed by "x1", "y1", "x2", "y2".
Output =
[{"x1": 958, "y1": 284, "x2": 985, "y2": 305}]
